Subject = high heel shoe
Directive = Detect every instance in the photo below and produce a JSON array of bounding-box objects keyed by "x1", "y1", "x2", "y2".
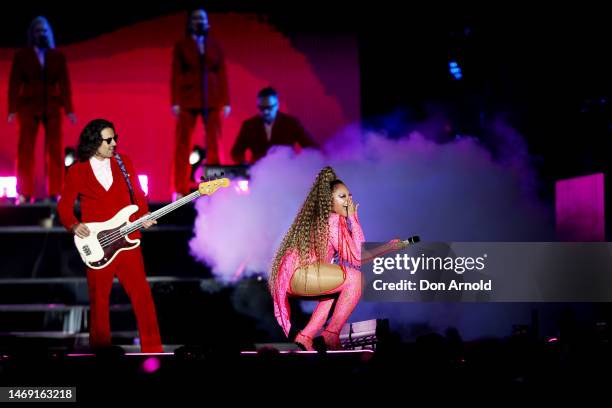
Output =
[
  {"x1": 321, "y1": 329, "x2": 342, "y2": 350},
  {"x1": 294, "y1": 331, "x2": 314, "y2": 351}
]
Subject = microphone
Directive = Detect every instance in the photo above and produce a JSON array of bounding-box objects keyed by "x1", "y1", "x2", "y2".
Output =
[{"x1": 401, "y1": 235, "x2": 420, "y2": 246}]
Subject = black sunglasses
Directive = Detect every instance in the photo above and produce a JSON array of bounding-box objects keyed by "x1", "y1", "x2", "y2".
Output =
[
  {"x1": 257, "y1": 103, "x2": 278, "y2": 112},
  {"x1": 101, "y1": 134, "x2": 119, "y2": 144}
]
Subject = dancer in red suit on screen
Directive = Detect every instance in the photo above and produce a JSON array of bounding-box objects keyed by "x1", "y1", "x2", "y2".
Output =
[
  {"x1": 171, "y1": 8, "x2": 231, "y2": 199},
  {"x1": 8, "y1": 16, "x2": 77, "y2": 204},
  {"x1": 57, "y1": 119, "x2": 163, "y2": 353}
]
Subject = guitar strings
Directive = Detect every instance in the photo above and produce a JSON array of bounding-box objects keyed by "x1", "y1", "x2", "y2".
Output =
[
  {"x1": 96, "y1": 179, "x2": 226, "y2": 248},
  {"x1": 98, "y1": 191, "x2": 200, "y2": 247}
]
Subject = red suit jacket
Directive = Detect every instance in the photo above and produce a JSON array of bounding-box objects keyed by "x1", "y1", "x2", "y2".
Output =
[
  {"x1": 8, "y1": 47, "x2": 74, "y2": 116},
  {"x1": 231, "y1": 112, "x2": 318, "y2": 163},
  {"x1": 57, "y1": 154, "x2": 148, "y2": 239},
  {"x1": 171, "y1": 36, "x2": 230, "y2": 110}
]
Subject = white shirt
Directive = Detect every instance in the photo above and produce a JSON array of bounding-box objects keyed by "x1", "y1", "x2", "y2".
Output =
[
  {"x1": 34, "y1": 46, "x2": 45, "y2": 68},
  {"x1": 193, "y1": 35, "x2": 205, "y2": 55},
  {"x1": 264, "y1": 121, "x2": 274, "y2": 142},
  {"x1": 90, "y1": 157, "x2": 113, "y2": 191}
]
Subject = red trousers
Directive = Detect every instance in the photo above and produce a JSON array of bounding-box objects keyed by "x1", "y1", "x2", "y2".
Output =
[
  {"x1": 173, "y1": 108, "x2": 222, "y2": 195},
  {"x1": 16, "y1": 112, "x2": 63, "y2": 197},
  {"x1": 86, "y1": 248, "x2": 163, "y2": 353}
]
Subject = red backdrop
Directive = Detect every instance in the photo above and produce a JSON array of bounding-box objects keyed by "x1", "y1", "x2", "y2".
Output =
[{"x1": 0, "y1": 13, "x2": 360, "y2": 201}]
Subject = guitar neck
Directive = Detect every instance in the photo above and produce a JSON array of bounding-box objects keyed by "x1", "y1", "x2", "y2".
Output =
[{"x1": 124, "y1": 190, "x2": 201, "y2": 234}]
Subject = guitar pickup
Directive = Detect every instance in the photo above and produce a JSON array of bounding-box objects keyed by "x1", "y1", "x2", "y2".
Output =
[{"x1": 82, "y1": 245, "x2": 91, "y2": 256}]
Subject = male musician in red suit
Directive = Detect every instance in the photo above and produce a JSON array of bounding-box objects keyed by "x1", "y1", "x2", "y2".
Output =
[
  {"x1": 8, "y1": 16, "x2": 77, "y2": 204},
  {"x1": 231, "y1": 87, "x2": 318, "y2": 164},
  {"x1": 171, "y1": 8, "x2": 231, "y2": 199},
  {"x1": 57, "y1": 119, "x2": 163, "y2": 353}
]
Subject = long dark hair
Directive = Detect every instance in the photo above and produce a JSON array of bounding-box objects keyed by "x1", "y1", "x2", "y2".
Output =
[
  {"x1": 27, "y1": 16, "x2": 55, "y2": 49},
  {"x1": 77, "y1": 119, "x2": 115, "y2": 161}
]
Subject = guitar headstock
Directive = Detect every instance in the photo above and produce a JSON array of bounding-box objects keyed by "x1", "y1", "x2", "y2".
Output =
[{"x1": 198, "y1": 177, "x2": 231, "y2": 196}]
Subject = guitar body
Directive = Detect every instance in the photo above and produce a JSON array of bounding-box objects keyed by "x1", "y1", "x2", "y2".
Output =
[
  {"x1": 72, "y1": 177, "x2": 230, "y2": 270},
  {"x1": 74, "y1": 205, "x2": 141, "y2": 270}
]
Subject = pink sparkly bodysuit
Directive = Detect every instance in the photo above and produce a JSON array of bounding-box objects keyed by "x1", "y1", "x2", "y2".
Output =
[{"x1": 272, "y1": 212, "x2": 367, "y2": 338}]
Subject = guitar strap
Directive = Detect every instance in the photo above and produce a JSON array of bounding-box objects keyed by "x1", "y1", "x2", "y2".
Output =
[{"x1": 114, "y1": 153, "x2": 135, "y2": 204}]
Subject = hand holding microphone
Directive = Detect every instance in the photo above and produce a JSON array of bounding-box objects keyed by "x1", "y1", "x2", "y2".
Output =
[
  {"x1": 391, "y1": 235, "x2": 420, "y2": 250},
  {"x1": 399, "y1": 235, "x2": 420, "y2": 248}
]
